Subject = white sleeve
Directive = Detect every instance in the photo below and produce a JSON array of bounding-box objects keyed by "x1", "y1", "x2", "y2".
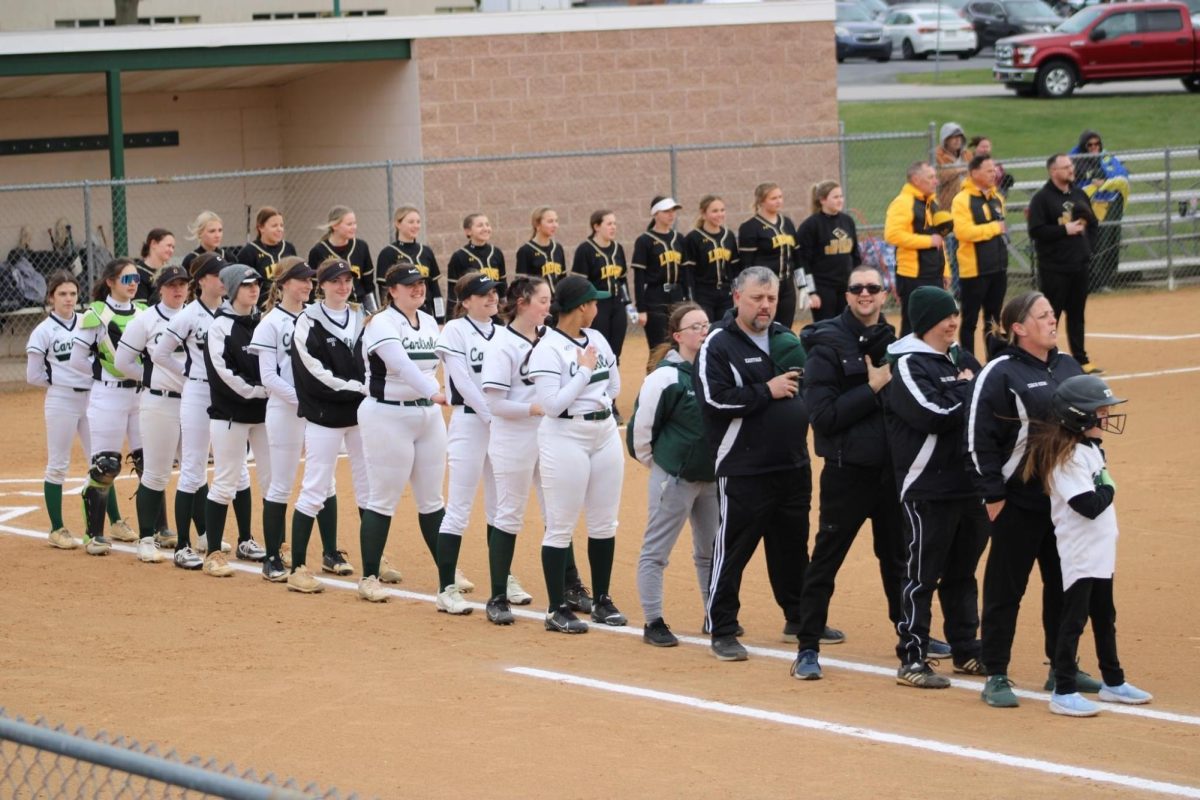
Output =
[
  {"x1": 607, "y1": 355, "x2": 622, "y2": 402},
  {"x1": 25, "y1": 352, "x2": 49, "y2": 388},
  {"x1": 114, "y1": 341, "x2": 141, "y2": 381},
  {"x1": 151, "y1": 316, "x2": 187, "y2": 380},
  {"x1": 441, "y1": 350, "x2": 492, "y2": 421},
  {"x1": 295, "y1": 314, "x2": 365, "y2": 395},
  {"x1": 632, "y1": 368, "x2": 672, "y2": 466},
  {"x1": 256, "y1": 348, "x2": 298, "y2": 405},
  {"x1": 532, "y1": 368, "x2": 591, "y2": 419},
  {"x1": 69, "y1": 333, "x2": 95, "y2": 377},
  {"x1": 484, "y1": 386, "x2": 532, "y2": 419},
  {"x1": 1051, "y1": 448, "x2": 1095, "y2": 503},
  {"x1": 376, "y1": 340, "x2": 440, "y2": 398},
  {"x1": 114, "y1": 316, "x2": 146, "y2": 381},
  {"x1": 208, "y1": 321, "x2": 266, "y2": 399}
]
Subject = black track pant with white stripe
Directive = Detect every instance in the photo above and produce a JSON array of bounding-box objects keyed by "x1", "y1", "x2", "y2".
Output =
[
  {"x1": 895, "y1": 496, "x2": 989, "y2": 665},
  {"x1": 706, "y1": 466, "x2": 811, "y2": 639}
]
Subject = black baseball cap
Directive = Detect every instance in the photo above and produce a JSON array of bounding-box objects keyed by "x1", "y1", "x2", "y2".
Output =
[
  {"x1": 554, "y1": 274, "x2": 610, "y2": 312},
  {"x1": 384, "y1": 265, "x2": 425, "y2": 287},
  {"x1": 275, "y1": 261, "x2": 316, "y2": 284},
  {"x1": 154, "y1": 265, "x2": 189, "y2": 288},
  {"x1": 317, "y1": 259, "x2": 354, "y2": 284},
  {"x1": 190, "y1": 253, "x2": 226, "y2": 280},
  {"x1": 459, "y1": 273, "x2": 497, "y2": 297}
]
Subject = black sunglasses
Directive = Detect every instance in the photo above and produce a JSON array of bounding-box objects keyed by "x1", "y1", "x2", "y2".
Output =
[{"x1": 847, "y1": 283, "x2": 884, "y2": 295}]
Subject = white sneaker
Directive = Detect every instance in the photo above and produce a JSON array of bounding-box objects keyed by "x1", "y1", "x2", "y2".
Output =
[
  {"x1": 436, "y1": 585, "x2": 473, "y2": 615},
  {"x1": 173, "y1": 546, "x2": 203, "y2": 570},
  {"x1": 1098, "y1": 682, "x2": 1153, "y2": 705},
  {"x1": 379, "y1": 555, "x2": 403, "y2": 584},
  {"x1": 109, "y1": 519, "x2": 138, "y2": 542},
  {"x1": 236, "y1": 538, "x2": 266, "y2": 562},
  {"x1": 48, "y1": 528, "x2": 80, "y2": 550},
  {"x1": 358, "y1": 576, "x2": 390, "y2": 603},
  {"x1": 454, "y1": 567, "x2": 475, "y2": 593},
  {"x1": 136, "y1": 536, "x2": 163, "y2": 563},
  {"x1": 506, "y1": 574, "x2": 533, "y2": 605}
]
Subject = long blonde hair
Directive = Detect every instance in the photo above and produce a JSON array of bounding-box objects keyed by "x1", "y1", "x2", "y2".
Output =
[
  {"x1": 393, "y1": 205, "x2": 420, "y2": 238},
  {"x1": 186, "y1": 210, "x2": 221, "y2": 242},
  {"x1": 530, "y1": 206, "x2": 555, "y2": 238},
  {"x1": 693, "y1": 195, "x2": 722, "y2": 230},
  {"x1": 317, "y1": 205, "x2": 354, "y2": 241},
  {"x1": 753, "y1": 182, "x2": 780, "y2": 213},
  {"x1": 264, "y1": 255, "x2": 308, "y2": 312}
]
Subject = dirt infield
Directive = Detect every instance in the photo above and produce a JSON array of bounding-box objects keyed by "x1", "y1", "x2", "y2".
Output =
[{"x1": 1, "y1": 288, "x2": 1198, "y2": 799}]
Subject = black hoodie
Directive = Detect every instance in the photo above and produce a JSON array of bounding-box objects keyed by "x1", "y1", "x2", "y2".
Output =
[
  {"x1": 1027, "y1": 179, "x2": 1097, "y2": 272},
  {"x1": 204, "y1": 304, "x2": 267, "y2": 424}
]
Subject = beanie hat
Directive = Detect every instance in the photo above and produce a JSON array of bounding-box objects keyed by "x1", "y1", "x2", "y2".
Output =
[
  {"x1": 909, "y1": 286, "x2": 958, "y2": 337},
  {"x1": 219, "y1": 264, "x2": 260, "y2": 300}
]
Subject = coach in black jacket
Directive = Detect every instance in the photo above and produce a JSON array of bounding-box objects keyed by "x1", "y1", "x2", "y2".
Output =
[{"x1": 694, "y1": 266, "x2": 812, "y2": 663}]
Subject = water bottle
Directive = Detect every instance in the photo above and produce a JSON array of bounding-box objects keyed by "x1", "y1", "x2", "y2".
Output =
[{"x1": 626, "y1": 303, "x2": 640, "y2": 326}]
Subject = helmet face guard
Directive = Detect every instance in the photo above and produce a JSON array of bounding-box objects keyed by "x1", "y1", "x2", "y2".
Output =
[
  {"x1": 1096, "y1": 410, "x2": 1126, "y2": 435},
  {"x1": 1053, "y1": 375, "x2": 1128, "y2": 435}
]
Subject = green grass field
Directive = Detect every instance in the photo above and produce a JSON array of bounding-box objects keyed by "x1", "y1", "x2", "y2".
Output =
[{"x1": 895, "y1": 68, "x2": 994, "y2": 86}]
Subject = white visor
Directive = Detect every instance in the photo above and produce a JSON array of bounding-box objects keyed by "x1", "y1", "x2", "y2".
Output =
[{"x1": 650, "y1": 197, "x2": 683, "y2": 216}]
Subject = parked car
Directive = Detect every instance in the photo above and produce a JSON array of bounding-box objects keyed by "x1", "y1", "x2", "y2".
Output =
[
  {"x1": 836, "y1": 2, "x2": 894, "y2": 60},
  {"x1": 883, "y1": 5, "x2": 980, "y2": 58},
  {"x1": 994, "y1": 1, "x2": 1200, "y2": 96},
  {"x1": 963, "y1": 0, "x2": 1061, "y2": 50}
]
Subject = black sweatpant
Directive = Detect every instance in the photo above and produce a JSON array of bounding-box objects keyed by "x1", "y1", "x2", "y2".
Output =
[
  {"x1": 591, "y1": 297, "x2": 628, "y2": 363},
  {"x1": 895, "y1": 497, "x2": 989, "y2": 665},
  {"x1": 796, "y1": 462, "x2": 906, "y2": 653},
  {"x1": 707, "y1": 466, "x2": 811, "y2": 639},
  {"x1": 693, "y1": 284, "x2": 732, "y2": 325},
  {"x1": 774, "y1": 278, "x2": 798, "y2": 330},
  {"x1": 810, "y1": 278, "x2": 848, "y2": 323},
  {"x1": 980, "y1": 500, "x2": 1065, "y2": 677},
  {"x1": 1054, "y1": 577, "x2": 1124, "y2": 694},
  {"x1": 958, "y1": 271, "x2": 1007, "y2": 358},
  {"x1": 1038, "y1": 267, "x2": 1090, "y2": 365},
  {"x1": 895, "y1": 275, "x2": 943, "y2": 336}
]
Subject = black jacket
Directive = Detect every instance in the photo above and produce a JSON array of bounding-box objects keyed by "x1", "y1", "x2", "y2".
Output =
[
  {"x1": 966, "y1": 344, "x2": 1083, "y2": 510},
  {"x1": 204, "y1": 306, "x2": 267, "y2": 424},
  {"x1": 1027, "y1": 180, "x2": 1098, "y2": 272},
  {"x1": 883, "y1": 334, "x2": 980, "y2": 501},
  {"x1": 291, "y1": 303, "x2": 366, "y2": 429},
  {"x1": 795, "y1": 211, "x2": 862, "y2": 289},
  {"x1": 800, "y1": 307, "x2": 895, "y2": 469},
  {"x1": 693, "y1": 310, "x2": 810, "y2": 477}
]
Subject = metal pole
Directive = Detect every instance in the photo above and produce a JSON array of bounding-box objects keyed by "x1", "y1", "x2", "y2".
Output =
[
  {"x1": 1164, "y1": 148, "x2": 1175, "y2": 291},
  {"x1": 82, "y1": 182, "x2": 94, "y2": 295},
  {"x1": 333, "y1": 0, "x2": 341, "y2": 16},
  {"x1": 838, "y1": 120, "x2": 849, "y2": 206},
  {"x1": 385, "y1": 160, "x2": 396, "y2": 243},
  {"x1": 105, "y1": 69, "x2": 128, "y2": 258},
  {"x1": 669, "y1": 145, "x2": 678, "y2": 203},
  {"x1": 935, "y1": 0, "x2": 942, "y2": 82},
  {"x1": 928, "y1": 121, "x2": 938, "y2": 165}
]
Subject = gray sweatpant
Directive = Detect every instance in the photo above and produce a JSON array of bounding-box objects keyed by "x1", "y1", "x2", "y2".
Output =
[{"x1": 636, "y1": 462, "x2": 719, "y2": 623}]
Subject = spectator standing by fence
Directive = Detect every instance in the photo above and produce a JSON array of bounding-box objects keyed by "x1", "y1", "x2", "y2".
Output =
[
  {"x1": 1071, "y1": 130, "x2": 1129, "y2": 295},
  {"x1": 952, "y1": 155, "x2": 1008, "y2": 358},
  {"x1": 885, "y1": 162, "x2": 947, "y2": 336}
]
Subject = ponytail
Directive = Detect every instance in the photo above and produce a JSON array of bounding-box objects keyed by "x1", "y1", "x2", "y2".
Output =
[
  {"x1": 811, "y1": 180, "x2": 840, "y2": 215},
  {"x1": 502, "y1": 274, "x2": 547, "y2": 324}
]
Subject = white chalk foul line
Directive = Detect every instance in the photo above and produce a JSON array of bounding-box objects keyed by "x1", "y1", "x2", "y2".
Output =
[
  {"x1": 507, "y1": 666, "x2": 1200, "y2": 799},
  {"x1": 1103, "y1": 366, "x2": 1200, "y2": 382},
  {"x1": 1, "y1": 510, "x2": 1197, "y2": 729},
  {"x1": 1090, "y1": 333, "x2": 1200, "y2": 341}
]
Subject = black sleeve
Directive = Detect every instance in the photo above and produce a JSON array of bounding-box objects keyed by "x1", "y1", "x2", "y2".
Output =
[
  {"x1": 847, "y1": 215, "x2": 863, "y2": 267},
  {"x1": 727, "y1": 228, "x2": 742, "y2": 281},
  {"x1": 631, "y1": 234, "x2": 650, "y2": 311},
  {"x1": 795, "y1": 215, "x2": 817, "y2": 274},
  {"x1": 494, "y1": 249, "x2": 507, "y2": 293},
  {"x1": 737, "y1": 219, "x2": 758, "y2": 268},
  {"x1": 571, "y1": 245, "x2": 595, "y2": 283},
  {"x1": 234, "y1": 244, "x2": 257, "y2": 270},
  {"x1": 1027, "y1": 192, "x2": 1067, "y2": 244},
  {"x1": 306, "y1": 244, "x2": 326, "y2": 270},
  {"x1": 446, "y1": 250, "x2": 465, "y2": 312},
  {"x1": 515, "y1": 244, "x2": 534, "y2": 277},
  {"x1": 1067, "y1": 485, "x2": 1115, "y2": 520},
  {"x1": 682, "y1": 231, "x2": 700, "y2": 269},
  {"x1": 615, "y1": 245, "x2": 631, "y2": 304},
  {"x1": 283, "y1": 242, "x2": 297, "y2": 258},
  {"x1": 376, "y1": 244, "x2": 397, "y2": 288}
]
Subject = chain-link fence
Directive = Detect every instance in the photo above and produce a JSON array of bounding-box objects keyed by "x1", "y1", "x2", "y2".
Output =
[{"x1": 0, "y1": 707, "x2": 366, "y2": 799}]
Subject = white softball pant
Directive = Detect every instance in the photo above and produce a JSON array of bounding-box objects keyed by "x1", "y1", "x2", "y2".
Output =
[
  {"x1": 294, "y1": 422, "x2": 368, "y2": 518},
  {"x1": 358, "y1": 398, "x2": 445, "y2": 517},
  {"x1": 86, "y1": 382, "x2": 140, "y2": 456},
  {"x1": 179, "y1": 379, "x2": 249, "y2": 494},
  {"x1": 537, "y1": 416, "x2": 624, "y2": 549},
  {"x1": 488, "y1": 417, "x2": 545, "y2": 535},
  {"x1": 138, "y1": 392, "x2": 181, "y2": 492},
  {"x1": 440, "y1": 408, "x2": 495, "y2": 537},
  {"x1": 208, "y1": 419, "x2": 272, "y2": 506},
  {"x1": 43, "y1": 386, "x2": 90, "y2": 483}
]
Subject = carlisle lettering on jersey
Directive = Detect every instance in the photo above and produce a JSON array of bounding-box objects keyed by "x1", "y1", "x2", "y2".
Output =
[
  {"x1": 403, "y1": 334, "x2": 438, "y2": 357},
  {"x1": 468, "y1": 345, "x2": 486, "y2": 371},
  {"x1": 51, "y1": 339, "x2": 73, "y2": 360}
]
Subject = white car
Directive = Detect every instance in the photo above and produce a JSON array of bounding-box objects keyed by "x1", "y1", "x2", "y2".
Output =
[{"x1": 883, "y1": 5, "x2": 980, "y2": 59}]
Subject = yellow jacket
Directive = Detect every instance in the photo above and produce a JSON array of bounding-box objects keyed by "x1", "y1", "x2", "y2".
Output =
[
  {"x1": 885, "y1": 182, "x2": 948, "y2": 280},
  {"x1": 952, "y1": 178, "x2": 1007, "y2": 279}
]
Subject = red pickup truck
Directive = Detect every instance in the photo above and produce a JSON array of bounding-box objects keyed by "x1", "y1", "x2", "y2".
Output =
[{"x1": 993, "y1": 1, "x2": 1200, "y2": 96}]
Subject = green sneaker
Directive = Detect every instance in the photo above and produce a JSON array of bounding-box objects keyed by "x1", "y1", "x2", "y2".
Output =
[
  {"x1": 1043, "y1": 665, "x2": 1102, "y2": 694},
  {"x1": 982, "y1": 674, "x2": 1019, "y2": 708}
]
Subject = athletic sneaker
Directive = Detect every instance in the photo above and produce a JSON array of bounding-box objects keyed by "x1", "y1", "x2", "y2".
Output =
[
  {"x1": 173, "y1": 546, "x2": 203, "y2": 570},
  {"x1": 357, "y1": 576, "x2": 389, "y2": 603},
  {"x1": 195, "y1": 534, "x2": 232, "y2": 555},
  {"x1": 378, "y1": 556, "x2": 403, "y2": 584},
  {"x1": 84, "y1": 535, "x2": 111, "y2": 556},
  {"x1": 506, "y1": 574, "x2": 533, "y2": 605},
  {"x1": 109, "y1": 519, "x2": 137, "y2": 543},
  {"x1": 564, "y1": 581, "x2": 593, "y2": 614},
  {"x1": 711, "y1": 636, "x2": 748, "y2": 662},
  {"x1": 1049, "y1": 692, "x2": 1100, "y2": 717},
  {"x1": 286, "y1": 565, "x2": 324, "y2": 594},
  {"x1": 235, "y1": 538, "x2": 266, "y2": 562},
  {"x1": 928, "y1": 638, "x2": 952, "y2": 657},
  {"x1": 953, "y1": 657, "x2": 987, "y2": 676},
  {"x1": 820, "y1": 625, "x2": 846, "y2": 645},
  {"x1": 136, "y1": 536, "x2": 163, "y2": 563},
  {"x1": 981, "y1": 674, "x2": 1019, "y2": 708},
  {"x1": 643, "y1": 617, "x2": 678, "y2": 647},
  {"x1": 590, "y1": 594, "x2": 627, "y2": 626},
  {"x1": 280, "y1": 545, "x2": 293, "y2": 570},
  {"x1": 48, "y1": 528, "x2": 79, "y2": 550},
  {"x1": 1081, "y1": 362, "x2": 1105, "y2": 375},
  {"x1": 202, "y1": 552, "x2": 234, "y2": 578},
  {"x1": 544, "y1": 604, "x2": 588, "y2": 634},
  {"x1": 453, "y1": 567, "x2": 475, "y2": 593},
  {"x1": 1043, "y1": 665, "x2": 1102, "y2": 694},
  {"x1": 261, "y1": 555, "x2": 287, "y2": 582},
  {"x1": 791, "y1": 649, "x2": 823, "y2": 680},
  {"x1": 897, "y1": 662, "x2": 950, "y2": 689},
  {"x1": 1098, "y1": 682, "x2": 1153, "y2": 705},
  {"x1": 486, "y1": 595, "x2": 516, "y2": 626},
  {"x1": 153, "y1": 529, "x2": 177, "y2": 549},
  {"x1": 321, "y1": 550, "x2": 354, "y2": 576},
  {"x1": 436, "y1": 585, "x2": 473, "y2": 615}
]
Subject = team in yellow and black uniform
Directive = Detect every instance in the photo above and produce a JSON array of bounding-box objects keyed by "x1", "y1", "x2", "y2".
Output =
[
  {"x1": 632, "y1": 196, "x2": 688, "y2": 349},
  {"x1": 571, "y1": 208, "x2": 630, "y2": 364}
]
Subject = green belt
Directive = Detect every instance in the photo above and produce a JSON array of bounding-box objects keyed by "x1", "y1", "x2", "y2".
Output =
[
  {"x1": 378, "y1": 398, "x2": 432, "y2": 407},
  {"x1": 558, "y1": 408, "x2": 612, "y2": 421}
]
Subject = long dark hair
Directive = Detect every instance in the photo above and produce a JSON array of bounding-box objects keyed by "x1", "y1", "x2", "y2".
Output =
[
  {"x1": 187, "y1": 252, "x2": 224, "y2": 304},
  {"x1": 140, "y1": 228, "x2": 172, "y2": 259},
  {"x1": 91, "y1": 257, "x2": 136, "y2": 301},
  {"x1": 452, "y1": 271, "x2": 486, "y2": 320},
  {"x1": 989, "y1": 290, "x2": 1045, "y2": 347},
  {"x1": 45, "y1": 270, "x2": 80, "y2": 306},
  {"x1": 646, "y1": 301, "x2": 705, "y2": 374},
  {"x1": 264, "y1": 255, "x2": 308, "y2": 313},
  {"x1": 1021, "y1": 417, "x2": 1083, "y2": 495},
  {"x1": 501, "y1": 274, "x2": 547, "y2": 324}
]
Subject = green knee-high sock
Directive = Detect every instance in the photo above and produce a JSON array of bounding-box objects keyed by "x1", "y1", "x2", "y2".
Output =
[
  {"x1": 232, "y1": 487, "x2": 252, "y2": 542},
  {"x1": 205, "y1": 500, "x2": 229, "y2": 556},
  {"x1": 290, "y1": 510, "x2": 316, "y2": 570},
  {"x1": 44, "y1": 481, "x2": 64, "y2": 531},
  {"x1": 588, "y1": 537, "x2": 616, "y2": 598},
  {"x1": 542, "y1": 545, "x2": 569, "y2": 611},
  {"x1": 174, "y1": 490, "x2": 194, "y2": 548},
  {"x1": 489, "y1": 527, "x2": 518, "y2": 599},
  {"x1": 192, "y1": 485, "x2": 208, "y2": 536},
  {"x1": 360, "y1": 510, "x2": 391, "y2": 579},
  {"x1": 106, "y1": 485, "x2": 121, "y2": 523},
  {"x1": 417, "y1": 509, "x2": 443, "y2": 563},
  {"x1": 136, "y1": 485, "x2": 164, "y2": 539},
  {"x1": 565, "y1": 540, "x2": 581, "y2": 587},
  {"x1": 262, "y1": 500, "x2": 287, "y2": 559},
  {"x1": 436, "y1": 533, "x2": 463, "y2": 590},
  {"x1": 316, "y1": 495, "x2": 339, "y2": 556}
]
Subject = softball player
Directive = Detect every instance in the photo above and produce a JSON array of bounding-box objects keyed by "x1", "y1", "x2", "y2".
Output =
[
  {"x1": 683, "y1": 195, "x2": 737, "y2": 324},
  {"x1": 26, "y1": 272, "x2": 92, "y2": 550},
  {"x1": 632, "y1": 196, "x2": 687, "y2": 350},
  {"x1": 446, "y1": 213, "x2": 506, "y2": 319},
  {"x1": 481, "y1": 275, "x2": 552, "y2": 625},
  {"x1": 515, "y1": 207, "x2": 567, "y2": 294},
  {"x1": 357, "y1": 264, "x2": 448, "y2": 605},
  {"x1": 134, "y1": 229, "x2": 175, "y2": 304},
  {"x1": 288, "y1": 258, "x2": 371, "y2": 595},
  {"x1": 200, "y1": 265, "x2": 272, "y2": 577},
  {"x1": 738, "y1": 183, "x2": 815, "y2": 329},
  {"x1": 306, "y1": 205, "x2": 376, "y2": 307},
  {"x1": 68, "y1": 258, "x2": 146, "y2": 555},
  {"x1": 114, "y1": 265, "x2": 190, "y2": 563},
  {"x1": 235, "y1": 207, "x2": 297, "y2": 304},
  {"x1": 181, "y1": 210, "x2": 235, "y2": 271},
  {"x1": 529, "y1": 273, "x2": 626, "y2": 634},
  {"x1": 571, "y1": 209, "x2": 630, "y2": 367},
  {"x1": 376, "y1": 206, "x2": 446, "y2": 323}
]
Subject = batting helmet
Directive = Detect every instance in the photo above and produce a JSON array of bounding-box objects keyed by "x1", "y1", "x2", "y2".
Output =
[{"x1": 1052, "y1": 374, "x2": 1127, "y2": 435}]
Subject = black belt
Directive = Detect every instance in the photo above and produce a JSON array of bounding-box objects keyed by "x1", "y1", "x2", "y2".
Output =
[
  {"x1": 463, "y1": 405, "x2": 480, "y2": 415},
  {"x1": 378, "y1": 398, "x2": 432, "y2": 407},
  {"x1": 148, "y1": 389, "x2": 182, "y2": 399},
  {"x1": 558, "y1": 408, "x2": 612, "y2": 421},
  {"x1": 101, "y1": 379, "x2": 139, "y2": 389},
  {"x1": 72, "y1": 387, "x2": 89, "y2": 393},
  {"x1": 188, "y1": 377, "x2": 209, "y2": 384}
]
